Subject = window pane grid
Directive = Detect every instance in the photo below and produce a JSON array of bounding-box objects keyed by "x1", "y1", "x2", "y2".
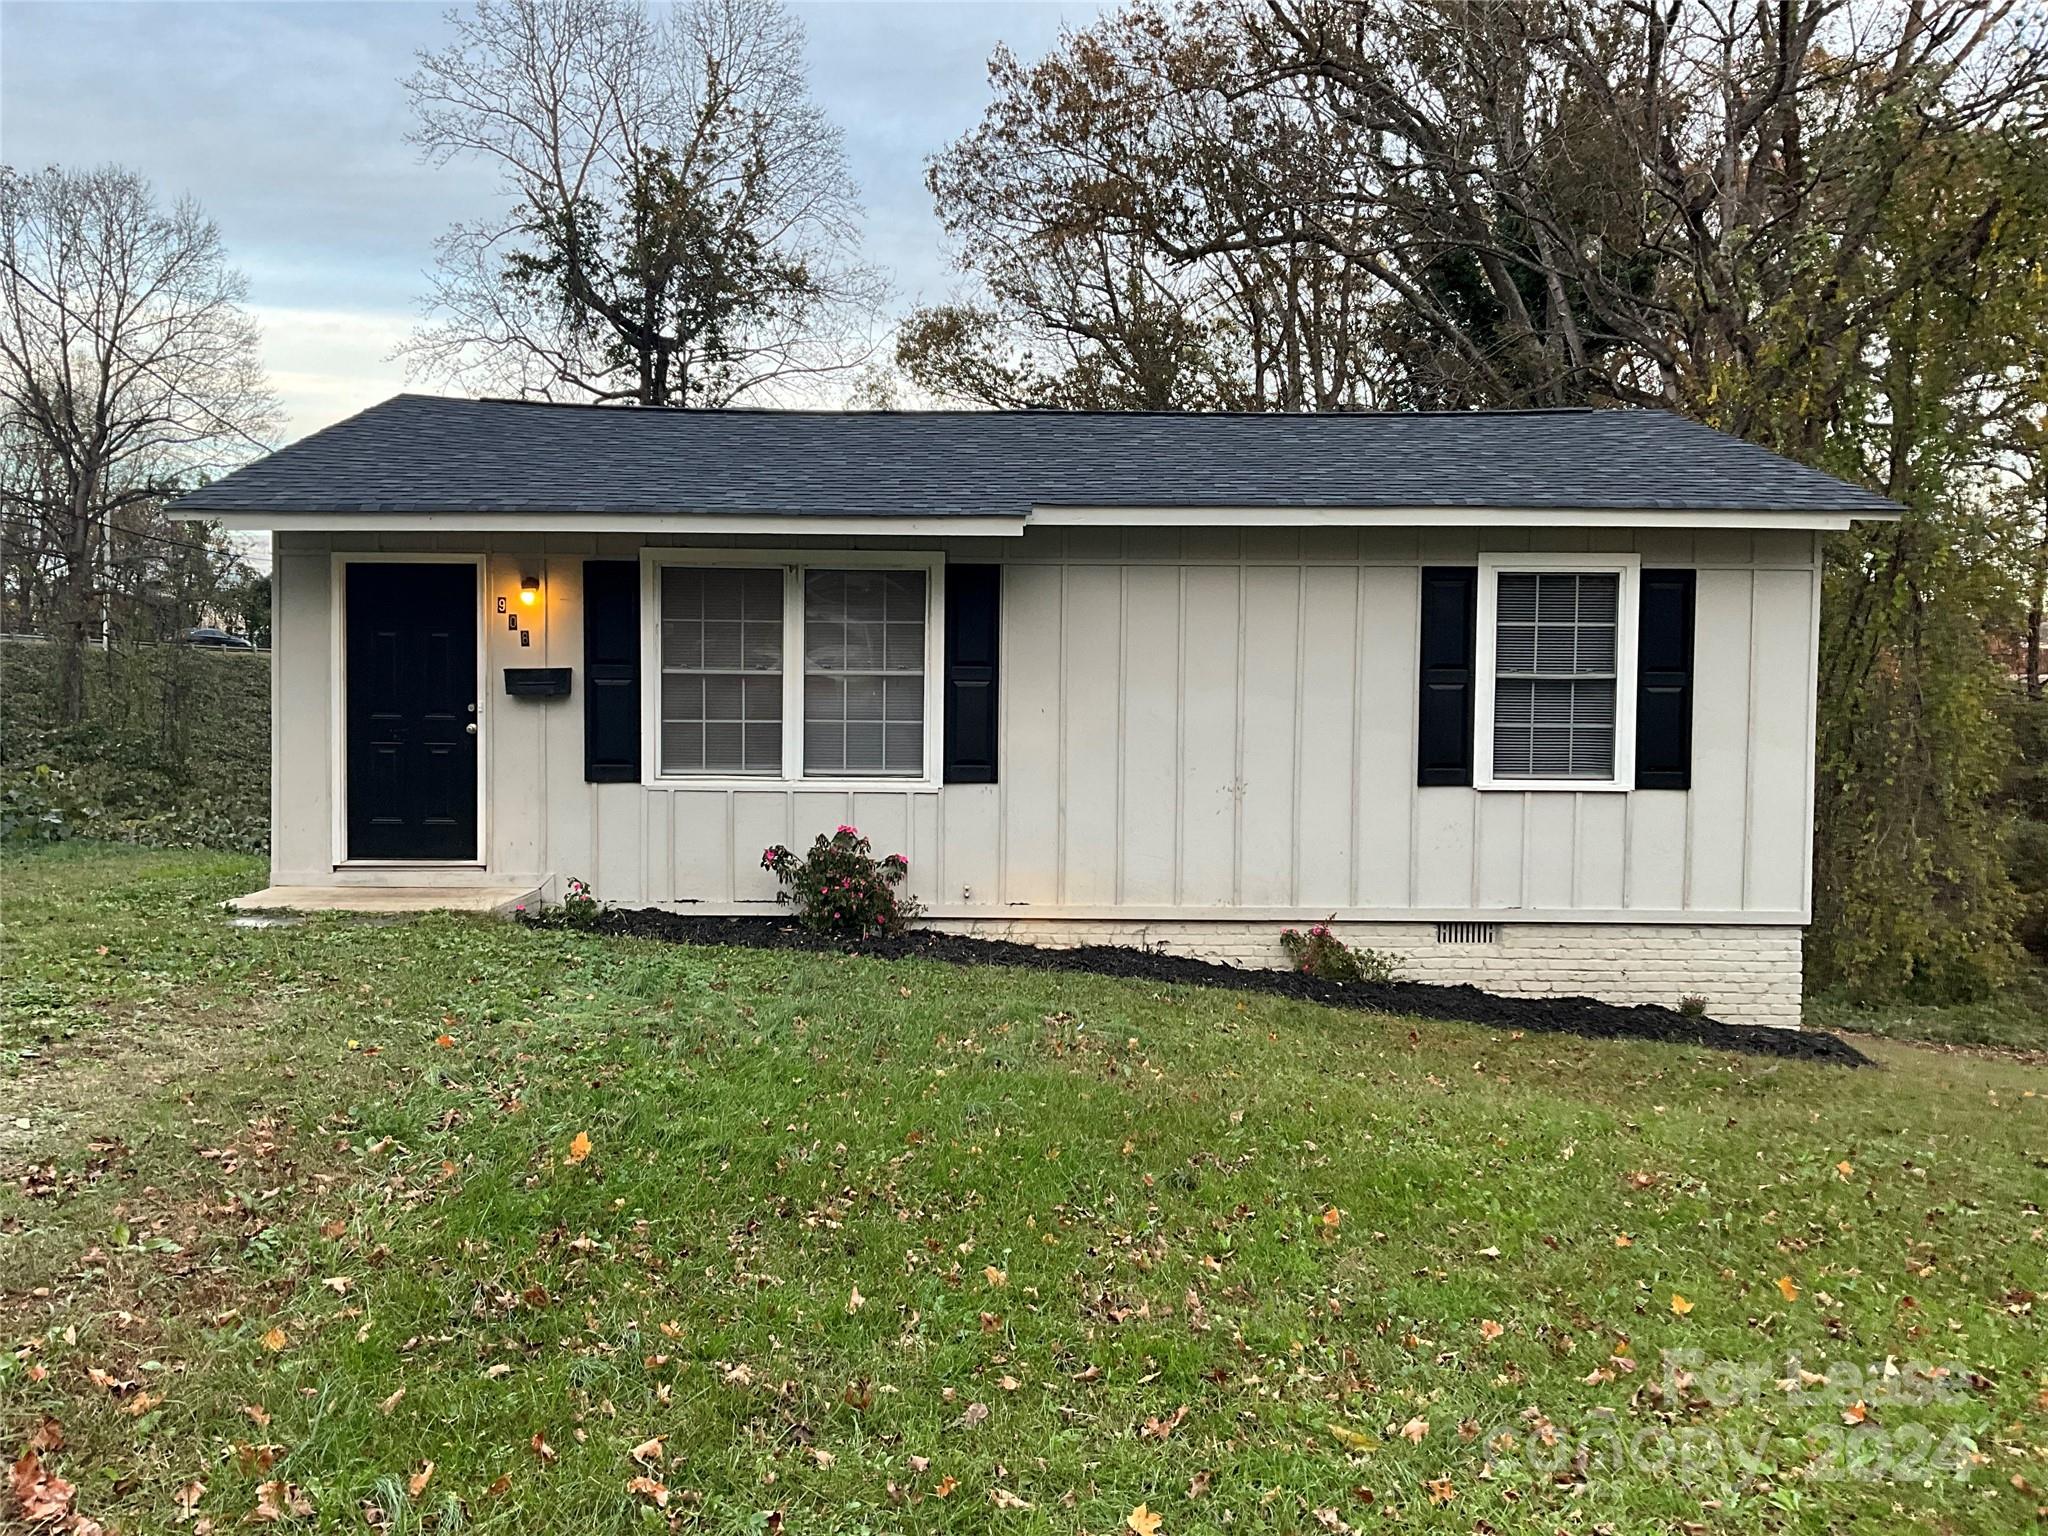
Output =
[
  {"x1": 659, "y1": 566, "x2": 782, "y2": 776},
  {"x1": 1491, "y1": 571, "x2": 1620, "y2": 782},
  {"x1": 804, "y1": 569, "x2": 925, "y2": 777}
]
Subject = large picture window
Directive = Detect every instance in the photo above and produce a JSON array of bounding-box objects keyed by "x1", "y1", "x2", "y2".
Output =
[
  {"x1": 1475, "y1": 555, "x2": 1638, "y2": 791},
  {"x1": 647, "y1": 556, "x2": 938, "y2": 784}
]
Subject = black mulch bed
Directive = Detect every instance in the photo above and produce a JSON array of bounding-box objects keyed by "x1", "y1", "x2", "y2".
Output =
[{"x1": 562, "y1": 908, "x2": 1874, "y2": 1068}]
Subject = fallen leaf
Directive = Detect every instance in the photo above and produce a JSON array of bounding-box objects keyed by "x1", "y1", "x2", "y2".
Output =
[
  {"x1": 174, "y1": 1478, "x2": 207, "y2": 1522},
  {"x1": 1478, "y1": 1319, "x2": 1504, "y2": 1343},
  {"x1": 1776, "y1": 1275, "x2": 1801, "y2": 1303},
  {"x1": 1614, "y1": 1233, "x2": 1633, "y2": 1247},
  {"x1": 378, "y1": 1389, "x2": 405, "y2": 1415},
  {"x1": 1400, "y1": 1417, "x2": 1429, "y2": 1444},
  {"x1": 809, "y1": 1447, "x2": 835, "y2": 1470},
  {"x1": 629, "y1": 1437, "x2": 665, "y2": 1467},
  {"x1": 408, "y1": 1462, "x2": 434, "y2": 1498},
  {"x1": 625, "y1": 1475, "x2": 668, "y2": 1508},
  {"x1": 1188, "y1": 1469, "x2": 1214, "y2": 1498},
  {"x1": 1142, "y1": 1404, "x2": 1190, "y2": 1441},
  {"x1": 531, "y1": 1434, "x2": 557, "y2": 1464},
  {"x1": 1424, "y1": 1476, "x2": 1457, "y2": 1506},
  {"x1": 321, "y1": 1276, "x2": 351, "y2": 1296},
  {"x1": 1127, "y1": 1504, "x2": 1164, "y2": 1536},
  {"x1": 1325, "y1": 1423, "x2": 1376, "y2": 1452},
  {"x1": 984, "y1": 1265, "x2": 1007, "y2": 1288},
  {"x1": 567, "y1": 1132, "x2": 592, "y2": 1164},
  {"x1": 1842, "y1": 1400, "x2": 1869, "y2": 1425},
  {"x1": 1670, "y1": 1293, "x2": 1694, "y2": 1316},
  {"x1": 847, "y1": 1286, "x2": 865, "y2": 1313},
  {"x1": 990, "y1": 1487, "x2": 1033, "y2": 1509},
  {"x1": 933, "y1": 1474, "x2": 959, "y2": 1498},
  {"x1": 956, "y1": 1401, "x2": 990, "y2": 1430},
  {"x1": 260, "y1": 1327, "x2": 287, "y2": 1352},
  {"x1": 11, "y1": 1451, "x2": 77, "y2": 1525},
  {"x1": 485, "y1": 1363, "x2": 513, "y2": 1380},
  {"x1": 1836, "y1": 1160, "x2": 1854, "y2": 1178},
  {"x1": 252, "y1": 1479, "x2": 314, "y2": 1522}
]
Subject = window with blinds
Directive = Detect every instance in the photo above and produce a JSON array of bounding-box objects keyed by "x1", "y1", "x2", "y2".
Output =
[
  {"x1": 804, "y1": 569, "x2": 927, "y2": 777},
  {"x1": 1490, "y1": 571, "x2": 1618, "y2": 780},
  {"x1": 658, "y1": 566, "x2": 783, "y2": 775}
]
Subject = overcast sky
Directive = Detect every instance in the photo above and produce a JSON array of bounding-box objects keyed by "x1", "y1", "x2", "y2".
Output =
[{"x1": 1, "y1": 0, "x2": 1099, "y2": 445}]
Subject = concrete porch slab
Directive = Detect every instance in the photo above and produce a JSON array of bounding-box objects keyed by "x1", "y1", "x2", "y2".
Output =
[{"x1": 227, "y1": 885, "x2": 541, "y2": 916}]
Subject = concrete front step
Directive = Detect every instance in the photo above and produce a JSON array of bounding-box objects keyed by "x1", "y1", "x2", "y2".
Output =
[{"x1": 226, "y1": 885, "x2": 540, "y2": 916}]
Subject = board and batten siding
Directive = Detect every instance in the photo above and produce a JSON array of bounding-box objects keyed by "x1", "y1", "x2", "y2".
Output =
[{"x1": 270, "y1": 525, "x2": 1820, "y2": 925}]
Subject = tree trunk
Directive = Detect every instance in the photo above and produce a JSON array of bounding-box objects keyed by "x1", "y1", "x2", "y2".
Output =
[
  {"x1": 2028, "y1": 485, "x2": 2045, "y2": 701},
  {"x1": 52, "y1": 492, "x2": 96, "y2": 727}
]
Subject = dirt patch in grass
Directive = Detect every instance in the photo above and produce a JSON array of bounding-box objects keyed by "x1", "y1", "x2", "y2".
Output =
[{"x1": 568, "y1": 910, "x2": 1874, "y2": 1066}]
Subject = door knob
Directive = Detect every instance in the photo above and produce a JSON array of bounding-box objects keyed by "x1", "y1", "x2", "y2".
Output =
[{"x1": 465, "y1": 723, "x2": 478, "y2": 735}]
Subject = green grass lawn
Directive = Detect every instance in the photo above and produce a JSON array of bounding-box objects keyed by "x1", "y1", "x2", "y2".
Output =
[
  {"x1": 2, "y1": 845, "x2": 2044, "y2": 1535},
  {"x1": 1808, "y1": 966, "x2": 2048, "y2": 1054}
]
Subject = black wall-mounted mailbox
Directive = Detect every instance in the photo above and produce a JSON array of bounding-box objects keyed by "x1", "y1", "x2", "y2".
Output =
[{"x1": 504, "y1": 667, "x2": 572, "y2": 699}]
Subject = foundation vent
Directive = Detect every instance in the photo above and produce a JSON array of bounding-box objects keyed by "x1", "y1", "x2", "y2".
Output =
[{"x1": 1434, "y1": 921, "x2": 1501, "y2": 946}]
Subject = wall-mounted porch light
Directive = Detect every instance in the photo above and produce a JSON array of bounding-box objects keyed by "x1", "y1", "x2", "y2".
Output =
[{"x1": 519, "y1": 575, "x2": 540, "y2": 607}]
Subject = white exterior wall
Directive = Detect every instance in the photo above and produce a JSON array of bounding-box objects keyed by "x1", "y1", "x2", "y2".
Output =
[{"x1": 270, "y1": 524, "x2": 1821, "y2": 1024}]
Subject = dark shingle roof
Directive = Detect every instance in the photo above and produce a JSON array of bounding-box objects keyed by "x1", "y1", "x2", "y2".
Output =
[{"x1": 169, "y1": 393, "x2": 1899, "y2": 518}]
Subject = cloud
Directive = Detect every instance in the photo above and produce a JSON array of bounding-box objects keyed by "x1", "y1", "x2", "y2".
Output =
[
  {"x1": 5, "y1": 0, "x2": 1105, "y2": 443},
  {"x1": 247, "y1": 306, "x2": 417, "y2": 440}
]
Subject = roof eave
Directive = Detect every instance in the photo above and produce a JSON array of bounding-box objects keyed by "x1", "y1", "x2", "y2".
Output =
[
  {"x1": 168, "y1": 503, "x2": 1898, "y2": 533},
  {"x1": 1029, "y1": 504, "x2": 1899, "y2": 531},
  {"x1": 165, "y1": 508, "x2": 1034, "y2": 537}
]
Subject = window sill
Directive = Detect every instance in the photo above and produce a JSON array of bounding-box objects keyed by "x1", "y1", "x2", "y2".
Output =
[
  {"x1": 643, "y1": 777, "x2": 942, "y2": 794},
  {"x1": 1473, "y1": 778, "x2": 1632, "y2": 794}
]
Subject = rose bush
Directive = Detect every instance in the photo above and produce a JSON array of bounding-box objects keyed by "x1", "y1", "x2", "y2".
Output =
[{"x1": 761, "y1": 824, "x2": 920, "y2": 937}]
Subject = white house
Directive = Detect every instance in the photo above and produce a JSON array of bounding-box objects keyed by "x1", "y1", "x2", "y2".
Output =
[{"x1": 170, "y1": 395, "x2": 1900, "y2": 1027}]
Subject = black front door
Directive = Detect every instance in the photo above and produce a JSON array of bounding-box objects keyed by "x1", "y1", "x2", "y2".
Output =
[{"x1": 345, "y1": 562, "x2": 479, "y2": 860}]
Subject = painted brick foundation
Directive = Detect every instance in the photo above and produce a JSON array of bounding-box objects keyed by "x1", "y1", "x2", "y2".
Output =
[{"x1": 919, "y1": 919, "x2": 1804, "y2": 1028}]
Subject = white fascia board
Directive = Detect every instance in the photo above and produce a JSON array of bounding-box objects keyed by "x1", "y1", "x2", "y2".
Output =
[
  {"x1": 168, "y1": 510, "x2": 1029, "y2": 538},
  {"x1": 1029, "y1": 504, "x2": 1895, "y2": 530}
]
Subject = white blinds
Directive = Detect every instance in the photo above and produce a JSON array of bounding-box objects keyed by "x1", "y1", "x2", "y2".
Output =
[
  {"x1": 1492, "y1": 571, "x2": 1619, "y2": 780},
  {"x1": 659, "y1": 566, "x2": 783, "y2": 775},
  {"x1": 803, "y1": 569, "x2": 926, "y2": 777}
]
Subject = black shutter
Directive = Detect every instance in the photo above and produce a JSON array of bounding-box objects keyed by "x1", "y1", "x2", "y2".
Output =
[
  {"x1": 943, "y1": 564, "x2": 1001, "y2": 784},
  {"x1": 1416, "y1": 566, "x2": 1478, "y2": 786},
  {"x1": 1634, "y1": 568, "x2": 1696, "y2": 789},
  {"x1": 582, "y1": 560, "x2": 640, "y2": 782}
]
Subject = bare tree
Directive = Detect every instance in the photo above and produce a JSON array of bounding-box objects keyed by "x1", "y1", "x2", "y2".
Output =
[
  {"x1": 0, "y1": 164, "x2": 277, "y2": 723},
  {"x1": 402, "y1": 0, "x2": 885, "y2": 406},
  {"x1": 908, "y1": 3, "x2": 1395, "y2": 411}
]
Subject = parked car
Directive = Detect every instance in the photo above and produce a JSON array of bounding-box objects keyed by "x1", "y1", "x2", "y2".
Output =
[{"x1": 181, "y1": 627, "x2": 256, "y2": 649}]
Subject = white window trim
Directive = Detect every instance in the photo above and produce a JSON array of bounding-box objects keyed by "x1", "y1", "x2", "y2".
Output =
[
  {"x1": 638, "y1": 548, "x2": 946, "y2": 791},
  {"x1": 1473, "y1": 551, "x2": 1640, "y2": 793}
]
